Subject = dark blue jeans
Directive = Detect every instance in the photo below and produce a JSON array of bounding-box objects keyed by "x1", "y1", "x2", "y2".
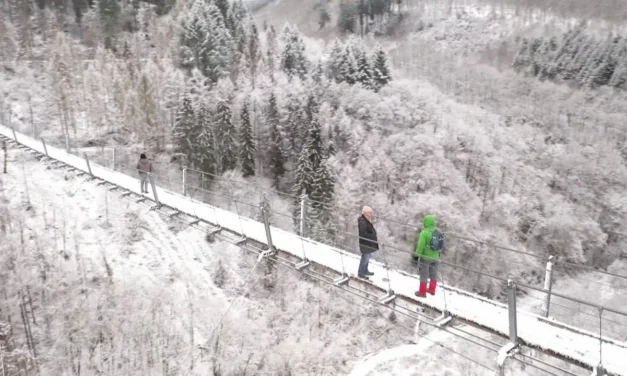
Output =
[{"x1": 358, "y1": 253, "x2": 371, "y2": 275}]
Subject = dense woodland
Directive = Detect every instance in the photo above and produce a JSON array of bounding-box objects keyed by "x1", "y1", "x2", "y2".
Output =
[
  {"x1": 513, "y1": 24, "x2": 627, "y2": 89},
  {"x1": 1, "y1": 0, "x2": 626, "y2": 287},
  {"x1": 2, "y1": 0, "x2": 627, "y2": 374},
  {"x1": 0, "y1": 0, "x2": 394, "y2": 240},
  {"x1": 0, "y1": 0, "x2": 627, "y2": 332}
]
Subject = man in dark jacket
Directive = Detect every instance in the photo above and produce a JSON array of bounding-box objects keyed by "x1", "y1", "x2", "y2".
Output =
[
  {"x1": 358, "y1": 206, "x2": 378, "y2": 279},
  {"x1": 136, "y1": 153, "x2": 153, "y2": 194}
]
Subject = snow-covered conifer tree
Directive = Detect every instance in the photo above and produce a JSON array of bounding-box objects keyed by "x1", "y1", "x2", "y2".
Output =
[
  {"x1": 609, "y1": 53, "x2": 627, "y2": 88},
  {"x1": 99, "y1": 0, "x2": 120, "y2": 49},
  {"x1": 285, "y1": 97, "x2": 307, "y2": 161},
  {"x1": 281, "y1": 26, "x2": 308, "y2": 80},
  {"x1": 173, "y1": 95, "x2": 197, "y2": 166},
  {"x1": 196, "y1": 104, "x2": 217, "y2": 175},
  {"x1": 292, "y1": 144, "x2": 315, "y2": 232},
  {"x1": 266, "y1": 25, "x2": 277, "y2": 82},
  {"x1": 328, "y1": 39, "x2": 344, "y2": 82},
  {"x1": 215, "y1": 101, "x2": 238, "y2": 172},
  {"x1": 292, "y1": 115, "x2": 335, "y2": 236},
  {"x1": 327, "y1": 127, "x2": 336, "y2": 156},
  {"x1": 248, "y1": 21, "x2": 261, "y2": 86},
  {"x1": 239, "y1": 100, "x2": 256, "y2": 177},
  {"x1": 340, "y1": 46, "x2": 358, "y2": 85},
  {"x1": 303, "y1": 117, "x2": 325, "y2": 194},
  {"x1": 180, "y1": 0, "x2": 233, "y2": 84},
  {"x1": 356, "y1": 50, "x2": 373, "y2": 89},
  {"x1": 267, "y1": 92, "x2": 285, "y2": 187},
  {"x1": 304, "y1": 92, "x2": 319, "y2": 124},
  {"x1": 312, "y1": 60, "x2": 324, "y2": 83},
  {"x1": 372, "y1": 46, "x2": 391, "y2": 90},
  {"x1": 215, "y1": 0, "x2": 230, "y2": 25}
]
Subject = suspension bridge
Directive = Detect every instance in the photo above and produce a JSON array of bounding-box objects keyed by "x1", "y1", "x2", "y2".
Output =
[{"x1": 1, "y1": 124, "x2": 627, "y2": 376}]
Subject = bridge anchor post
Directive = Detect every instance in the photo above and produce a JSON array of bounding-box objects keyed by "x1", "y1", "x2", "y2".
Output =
[
  {"x1": 295, "y1": 259, "x2": 310, "y2": 271},
  {"x1": 182, "y1": 167, "x2": 188, "y2": 196},
  {"x1": 333, "y1": 274, "x2": 349, "y2": 287},
  {"x1": 299, "y1": 194, "x2": 307, "y2": 237},
  {"x1": 148, "y1": 173, "x2": 161, "y2": 209},
  {"x1": 594, "y1": 306, "x2": 605, "y2": 376},
  {"x1": 434, "y1": 310, "x2": 452, "y2": 327},
  {"x1": 507, "y1": 280, "x2": 518, "y2": 343},
  {"x1": 496, "y1": 280, "x2": 521, "y2": 376},
  {"x1": 41, "y1": 138, "x2": 49, "y2": 157},
  {"x1": 541, "y1": 256, "x2": 554, "y2": 317},
  {"x1": 592, "y1": 365, "x2": 605, "y2": 376},
  {"x1": 496, "y1": 342, "x2": 519, "y2": 376},
  {"x1": 261, "y1": 206, "x2": 276, "y2": 257},
  {"x1": 378, "y1": 289, "x2": 396, "y2": 305},
  {"x1": 84, "y1": 153, "x2": 94, "y2": 179}
]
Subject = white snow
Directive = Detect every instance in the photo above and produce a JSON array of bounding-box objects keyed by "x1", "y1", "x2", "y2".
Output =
[
  {"x1": 2, "y1": 124, "x2": 627, "y2": 375},
  {"x1": 0, "y1": 147, "x2": 420, "y2": 375},
  {"x1": 349, "y1": 329, "x2": 448, "y2": 376}
]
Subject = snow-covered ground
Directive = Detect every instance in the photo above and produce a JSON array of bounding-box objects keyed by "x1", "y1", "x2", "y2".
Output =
[
  {"x1": 3, "y1": 134, "x2": 562, "y2": 375},
  {"x1": 3, "y1": 125, "x2": 624, "y2": 375},
  {"x1": 349, "y1": 329, "x2": 488, "y2": 376},
  {"x1": 348, "y1": 323, "x2": 588, "y2": 376},
  {"x1": 0, "y1": 145, "x2": 418, "y2": 374},
  {"x1": 0, "y1": 143, "x2": 588, "y2": 376},
  {"x1": 2, "y1": 0, "x2": 627, "y2": 373}
]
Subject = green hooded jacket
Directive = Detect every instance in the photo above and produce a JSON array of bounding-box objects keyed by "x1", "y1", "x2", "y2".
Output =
[{"x1": 415, "y1": 215, "x2": 440, "y2": 261}]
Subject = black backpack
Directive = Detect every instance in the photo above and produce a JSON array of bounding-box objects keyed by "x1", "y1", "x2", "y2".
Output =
[{"x1": 430, "y1": 229, "x2": 445, "y2": 252}]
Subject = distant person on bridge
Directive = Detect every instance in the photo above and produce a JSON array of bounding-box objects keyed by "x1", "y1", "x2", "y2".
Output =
[
  {"x1": 415, "y1": 215, "x2": 444, "y2": 298},
  {"x1": 136, "y1": 153, "x2": 153, "y2": 194},
  {"x1": 358, "y1": 206, "x2": 378, "y2": 279}
]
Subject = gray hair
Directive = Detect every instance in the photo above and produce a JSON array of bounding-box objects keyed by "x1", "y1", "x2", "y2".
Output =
[{"x1": 362, "y1": 206, "x2": 373, "y2": 215}]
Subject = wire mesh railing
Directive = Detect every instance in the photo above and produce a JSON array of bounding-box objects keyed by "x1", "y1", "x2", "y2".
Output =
[
  {"x1": 103, "y1": 157, "x2": 627, "y2": 345},
  {"x1": 99, "y1": 148, "x2": 627, "y2": 277},
  {"x1": 127, "y1": 185, "x2": 595, "y2": 376},
  {"x1": 69, "y1": 145, "x2": 627, "y2": 343}
]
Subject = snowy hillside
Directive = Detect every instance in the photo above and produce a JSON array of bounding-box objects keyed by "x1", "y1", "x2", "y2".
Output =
[
  {"x1": 2, "y1": 129, "x2": 600, "y2": 376},
  {"x1": 2, "y1": 0, "x2": 627, "y2": 374},
  {"x1": 0, "y1": 147, "x2": 418, "y2": 374},
  {"x1": 3, "y1": 134, "x2": 590, "y2": 375}
]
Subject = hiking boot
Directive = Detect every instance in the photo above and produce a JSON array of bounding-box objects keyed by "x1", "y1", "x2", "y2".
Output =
[
  {"x1": 365, "y1": 271, "x2": 374, "y2": 276},
  {"x1": 415, "y1": 282, "x2": 428, "y2": 298},
  {"x1": 358, "y1": 274, "x2": 370, "y2": 280},
  {"x1": 428, "y1": 280, "x2": 437, "y2": 295}
]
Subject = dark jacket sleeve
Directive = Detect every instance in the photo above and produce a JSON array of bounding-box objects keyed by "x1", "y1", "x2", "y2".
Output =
[
  {"x1": 358, "y1": 217, "x2": 379, "y2": 253},
  {"x1": 358, "y1": 217, "x2": 368, "y2": 239}
]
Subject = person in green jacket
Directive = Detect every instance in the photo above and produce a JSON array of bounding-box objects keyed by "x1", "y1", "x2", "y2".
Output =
[{"x1": 414, "y1": 215, "x2": 442, "y2": 298}]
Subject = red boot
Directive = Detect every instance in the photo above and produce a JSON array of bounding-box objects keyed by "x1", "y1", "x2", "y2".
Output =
[
  {"x1": 428, "y1": 280, "x2": 437, "y2": 295},
  {"x1": 415, "y1": 282, "x2": 427, "y2": 298}
]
